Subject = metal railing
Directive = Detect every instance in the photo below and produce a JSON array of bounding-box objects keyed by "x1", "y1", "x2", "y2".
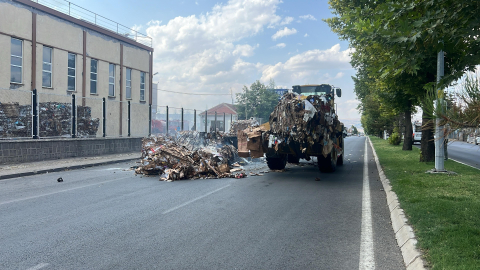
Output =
[{"x1": 31, "y1": 0, "x2": 152, "y2": 47}]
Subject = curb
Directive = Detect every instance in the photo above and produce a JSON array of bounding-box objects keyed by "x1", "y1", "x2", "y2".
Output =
[
  {"x1": 0, "y1": 157, "x2": 140, "y2": 181},
  {"x1": 367, "y1": 137, "x2": 427, "y2": 270}
]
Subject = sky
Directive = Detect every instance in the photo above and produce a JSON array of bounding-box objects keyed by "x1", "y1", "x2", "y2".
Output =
[{"x1": 73, "y1": 0, "x2": 360, "y2": 122}]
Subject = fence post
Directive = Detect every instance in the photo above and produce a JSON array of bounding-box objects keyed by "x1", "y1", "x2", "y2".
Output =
[
  {"x1": 223, "y1": 112, "x2": 226, "y2": 132},
  {"x1": 204, "y1": 111, "x2": 207, "y2": 133},
  {"x1": 71, "y1": 94, "x2": 76, "y2": 138},
  {"x1": 181, "y1": 108, "x2": 184, "y2": 131},
  {"x1": 194, "y1": 109, "x2": 196, "y2": 131},
  {"x1": 128, "y1": 101, "x2": 131, "y2": 137},
  {"x1": 214, "y1": 111, "x2": 217, "y2": 132},
  {"x1": 148, "y1": 104, "x2": 152, "y2": 137},
  {"x1": 102, "y1": 97, "x2": 106, "y2": 137},
  {"x1": 166, "y1": 106, "x2": 169, "y2": 135},
  {"x1": 32, "y1": 89, "x2": 39, "y2": 139}
]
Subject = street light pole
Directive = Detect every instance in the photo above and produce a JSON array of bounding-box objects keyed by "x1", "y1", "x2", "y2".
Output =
[{"x1": 435, "y1": 48, "x2": 446, "y2": 172}]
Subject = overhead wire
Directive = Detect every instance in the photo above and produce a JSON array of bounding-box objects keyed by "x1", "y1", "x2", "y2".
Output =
[{"x1": 157, "y1": 89, "x2": 232, "y2": 96}]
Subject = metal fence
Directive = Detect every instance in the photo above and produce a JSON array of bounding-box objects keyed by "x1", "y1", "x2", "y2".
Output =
[
  {"x1": 0, "y1": 88, "x2": 150, "y2": 139},
  {"x1": 152, "y1": 106, "x2": 236, "y2": 135}
]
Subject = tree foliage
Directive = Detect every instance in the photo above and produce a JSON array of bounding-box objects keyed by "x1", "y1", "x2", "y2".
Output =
[
  {"x1": 326, "y1": 0, "x2": 480, "y2": 160},
  {"x1": 235, "y1": 80, "x2": 279, "y2": 122}
]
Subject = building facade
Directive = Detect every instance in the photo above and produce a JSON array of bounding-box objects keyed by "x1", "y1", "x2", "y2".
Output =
[{"x1": 0, "y1": 0, "x2": 153, "y2": 138}]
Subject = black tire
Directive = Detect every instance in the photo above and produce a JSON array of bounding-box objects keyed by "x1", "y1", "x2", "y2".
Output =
[
  {"x1": 267, "y1": 155, "x2": 287, "y2": 170},
  {"x1": 287, "y1": 154, "x2": 300, "y2": 164},
  {"x1": 317, "y1": 150, "x2": 337, "y2": 173}
]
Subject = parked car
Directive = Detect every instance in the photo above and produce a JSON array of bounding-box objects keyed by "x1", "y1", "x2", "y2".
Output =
[
  {"x1": 466, "y1": 134, "x2": 479, "y2": 145},
  {"x1": 412, "y1": 122, "x2": 422, "y2": 145}
]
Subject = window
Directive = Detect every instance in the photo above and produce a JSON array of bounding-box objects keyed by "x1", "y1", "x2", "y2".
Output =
[
  {"x1": 42, "y1": 47, "x2": 52, "y2": 87},
  {"x1": 90, "y1": 59, "x2": 97, "y2": 94},
  {"x1": 67, "y1": 53, "x2": 76, "y2": 91},
  {"x1": 109, "y1": 64, "x2": 115, "y2": 96},
  {"x1": 140, "y1": 72, "x2": 145, "y2": 101},
  {"x1": 126, "y1": 68, "x2": 132, "y2": 99},
  {"x1": 10, "y1": 38, "x2": 23, "y2": 83}
]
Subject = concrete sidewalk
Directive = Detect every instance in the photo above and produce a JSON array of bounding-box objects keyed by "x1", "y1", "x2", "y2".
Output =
[{"x1": 0, "y1": 152, "x2": 141, "y2": 180}]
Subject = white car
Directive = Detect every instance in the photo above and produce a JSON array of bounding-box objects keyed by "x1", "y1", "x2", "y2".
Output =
[{"x1": 467, "y1": 135, "x2": 479, "y2": 145}]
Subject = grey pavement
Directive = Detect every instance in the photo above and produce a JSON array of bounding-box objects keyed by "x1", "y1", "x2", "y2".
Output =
[
  {"x1": 0, "y1": 152, "x2": 141, "y2": 180},
  {"x1": 414, "y1": 140, "x2": 480, "y2": 169},
  {"x1": 0, "y1": 137, "x2": 405, "y2": 269}
]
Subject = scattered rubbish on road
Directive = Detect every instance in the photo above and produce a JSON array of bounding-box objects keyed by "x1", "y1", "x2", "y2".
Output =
[
  {"x1": 315, "y1": 177, "x2": 321, "y2": 181},
  {"x1": 57, "y1": 177, "x2": 63, "y2": 182},
  {"x1": 135, "y1": 133, "x2": 243, "y2": 181}
]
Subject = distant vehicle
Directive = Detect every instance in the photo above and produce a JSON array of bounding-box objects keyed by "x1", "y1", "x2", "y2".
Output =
[
  {"x1": 467, "y1": 134, "x2": 479, "y2": 145},
  {"x1": 412, "y1": 121, "x2": 422, "y2": 145}
]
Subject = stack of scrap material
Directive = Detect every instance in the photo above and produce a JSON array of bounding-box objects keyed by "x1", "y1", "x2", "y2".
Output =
[
  {"x1": 77, "y1": 106, "x2": 100, "y2": 137},
  {"x1": 267, "y1": 92, "x2": 342, "y2": 156},
  {"x1": 229, "y1": 119, "x2": 259, "y2": 134},
  {"x1": 135, "y1": 135, "x2": 240, "y2": 181},
  {"x1": 39, "y1": 102, "x2": 72, "y2": 137},
  {"x1": 241, "y1": 124, "x2": 270, "y2": 158},
  {"x1": 0, "y1": 102, "x2": 32, "y2": 138}
]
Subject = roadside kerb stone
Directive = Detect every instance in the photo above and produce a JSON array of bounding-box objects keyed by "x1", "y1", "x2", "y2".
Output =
[
  {"x1": 391, "y1": 207, "x2": 407, "y2": 234},
  {"x1": 368, "y1": 137, "x2": 426, "y2": 270},
  {"x1": 388, "y1": 197, "x2": 400, "y2": 213},
  {"x1": 396, "y1": 225, "x2": 416, "y2": 248},
  {"x1": 401, "y1": 239, "x2": 422, "y2": 268}
]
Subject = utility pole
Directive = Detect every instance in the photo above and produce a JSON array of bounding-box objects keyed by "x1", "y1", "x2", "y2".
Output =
[{"x1": 434, "y1": 48, "x2": 446, "y2": 172}]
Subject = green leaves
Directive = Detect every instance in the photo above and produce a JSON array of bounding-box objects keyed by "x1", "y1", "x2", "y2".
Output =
[{"x1": 235, "y1": 80, "x2": 280, "y2": 122}]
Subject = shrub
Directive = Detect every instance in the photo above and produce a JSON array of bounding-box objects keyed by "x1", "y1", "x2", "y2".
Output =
[{"x1": 388, "y1": 127, "x2": 402, "y2": 145}]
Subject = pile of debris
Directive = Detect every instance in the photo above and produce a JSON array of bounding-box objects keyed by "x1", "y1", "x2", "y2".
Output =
[
  {"x1": 268, "y1": 92, "x2": 342, "y2": 148},
  {"x1": 77, "y1": 106, "x2": 100, "y2": 137},
  {"x1": 0, "y1": 101, "x2": 100, "y2": 138},
  {"x1": 229, "y1": 119, "x2": 259, "y2": 134},
  {"x1": 0, "y1": 102, "x2": 32, "y2": 137},
  {"x1": 135, "y1": 134, "x2": 243, "y2": 181}
]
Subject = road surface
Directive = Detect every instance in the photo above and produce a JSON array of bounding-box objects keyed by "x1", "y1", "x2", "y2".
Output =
[
  {"x1": 414, "y1": 140, "x2": 480, "y2": 169},
  {"x1": 0, "y1": 137, "x2": 404, "y2": 270}
]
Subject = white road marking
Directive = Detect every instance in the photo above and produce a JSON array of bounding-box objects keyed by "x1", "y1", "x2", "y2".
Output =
[
  {"x1": 163, "y1": 184, "x2": 231, "y2": 214},
  {"x1": 0, "y1": 176, "x2": 130, "y2": 206},
  {"x1": 26, "y1": 263, "x2": 49, "y2": 270},
  {"x1": 450, "y1": 158, "x2": 480, "y2": 170},
  {"x1": 360, "y1": 139, "x2": 375, "y2": 269}
]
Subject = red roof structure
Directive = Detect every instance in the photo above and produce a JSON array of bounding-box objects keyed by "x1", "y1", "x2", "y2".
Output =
[{"x1": 200, "y1": 103, "x2": 237, "y2": 115}]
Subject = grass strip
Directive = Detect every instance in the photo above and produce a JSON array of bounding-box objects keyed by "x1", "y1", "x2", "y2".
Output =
[{"x1": 369, "y1": 136, "x2": 480, "y2": 269}]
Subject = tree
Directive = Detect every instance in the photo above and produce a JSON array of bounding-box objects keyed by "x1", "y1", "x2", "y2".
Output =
[
  {"x1": 326, "y1": 0, "x2": 480, "y2": 161},
  {"x1": 351, "y1": 125, "x2": 358, "y2": 135},
  {"x1": 235, "y1": 80, "x2": 279, "y2": 122}
]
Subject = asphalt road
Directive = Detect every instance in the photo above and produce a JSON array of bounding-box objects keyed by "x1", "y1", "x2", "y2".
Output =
[
  {"x1": 414, "y1": 140, "x2": 480, "y2": 169},
  {"x1": 0, "y1": 137, "x2": 404, "y2": 270}
]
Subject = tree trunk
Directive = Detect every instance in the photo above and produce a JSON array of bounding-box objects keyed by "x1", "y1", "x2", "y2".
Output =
[
  {"x1": 420, "y1": 109, "x2": 435, "y2": 162},
  {"x1": 402, "y1": 108, "x2": 413, "y2": 150}
]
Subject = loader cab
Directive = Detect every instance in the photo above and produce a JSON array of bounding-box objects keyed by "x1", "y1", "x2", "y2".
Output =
[{"x1": 292, "y1": 84, "x2": 341, "y2": 98}]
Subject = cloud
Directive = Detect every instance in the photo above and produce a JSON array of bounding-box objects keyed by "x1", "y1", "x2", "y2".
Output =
[
  {"x1": 280, "y1": 16, "x2": 293, "y2": 25},
  {"x1": 304, "y1": 33, "x2": 308, "y2": 37},
  {"x1": 261, "y1": 44, "x2": 353, "y2": 83},
  {"x1": 144, "y1": 0, "x2": 283, "y2": 108},
  {"x1": 272, "y1": 27, "x2": 297, "y2": 40},
  {"x1": 147, "y1": 20, "x2": 162, "y2": 26},
  {"x1": 131, "y1": 24, "x2": 142, "y2": 32},
  {"x1": 272, "y1": 43, "x2": 286, "y2": 48},
  {"x1": 299, "y1": 14, "x2": 317, "y2": 21}
]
